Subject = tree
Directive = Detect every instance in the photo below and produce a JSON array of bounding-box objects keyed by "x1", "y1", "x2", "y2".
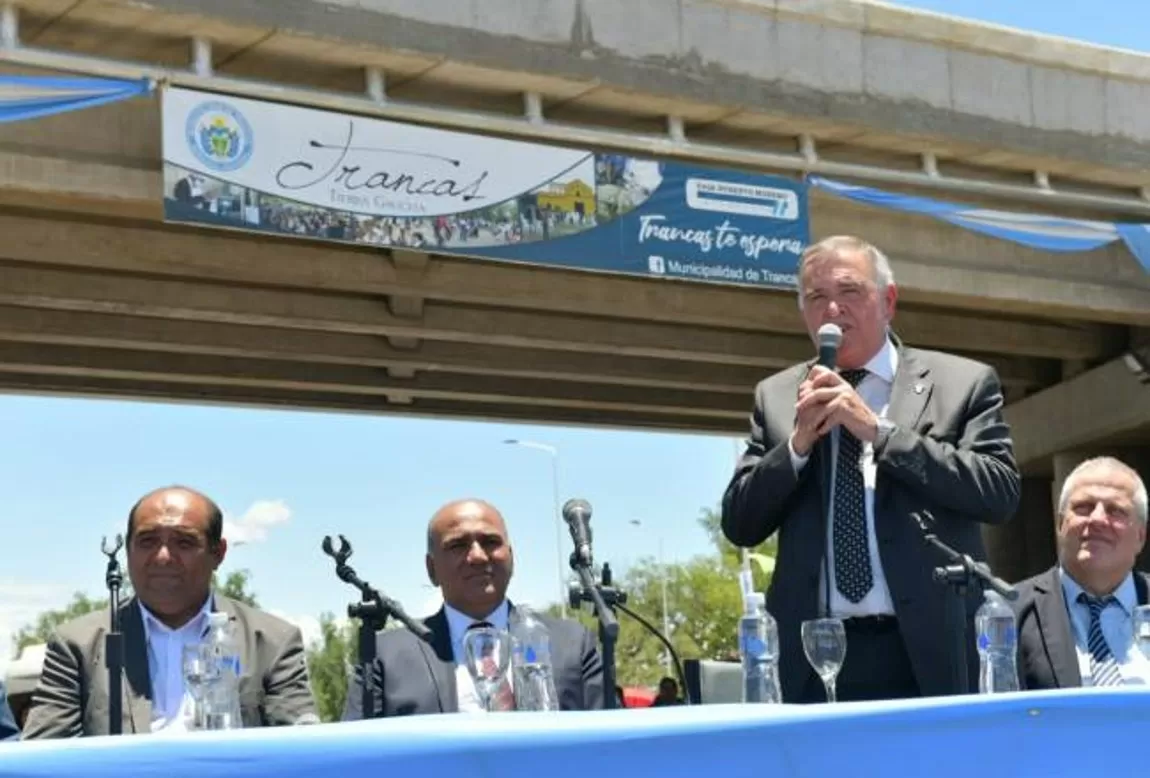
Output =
[
  {"x1": 548, "y1": 506, "x2": 777, "y2": 688},
  {"x1": 214, "y1": 569, "x2": 258, "y2": 607},
  {"x1": 305, "y1": 613, "x2": 356, "y2": 722},
  {"x1": 11, "y1": 569, "x2": 258, "y2": 657},
  {"x1": 12, "y1": 592, "x2": 109, "y2": 656}
]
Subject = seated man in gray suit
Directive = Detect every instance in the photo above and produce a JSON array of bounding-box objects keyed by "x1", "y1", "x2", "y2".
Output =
[
  {"x1": 0, "y1": 682, "x2": 18, "y2": 741},
  {"x1": 1013, "y1": 457, "x2": 1150, "y2": 689},
  {"x1": 23, "y1": 485, "x2": 317, "y2": 737},
  {"x1": 344, "y1": 498, "x2": 604, "y2": 717}
]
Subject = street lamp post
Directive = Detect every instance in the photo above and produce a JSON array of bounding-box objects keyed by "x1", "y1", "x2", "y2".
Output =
[
  {"x1": 503, "y1": 439, "x2": 568, "y2": 618},
  {"x1": 630, "y1": 519, "x2": 671, "y2": 671}
]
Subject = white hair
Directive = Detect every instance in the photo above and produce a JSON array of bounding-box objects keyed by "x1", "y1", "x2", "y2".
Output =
[
  {"x1": 1057, "y1": 456, "x2": 1148, "y2": 526},
  {"x1": 796, "y1": 235, "x2": 894, "y2": 310}
]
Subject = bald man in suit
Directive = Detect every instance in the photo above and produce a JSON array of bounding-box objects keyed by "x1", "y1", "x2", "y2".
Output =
[{"x1": 344, "y1": 499, "x2": 603, "y2": 717}]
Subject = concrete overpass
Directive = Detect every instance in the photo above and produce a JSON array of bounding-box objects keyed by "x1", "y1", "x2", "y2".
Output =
[{"x1": 0, "y1": 0, "x2": 1147, "y2": 577}]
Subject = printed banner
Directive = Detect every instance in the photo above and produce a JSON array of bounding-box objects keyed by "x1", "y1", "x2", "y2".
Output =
[{"x1": 161, "y1": 87, "x2": 809, "y2": 288}]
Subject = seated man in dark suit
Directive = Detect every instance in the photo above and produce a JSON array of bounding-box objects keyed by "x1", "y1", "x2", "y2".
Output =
[
  {"x1": 344, "y1": 498, "x2": 604, "y2": 717},
  {"x1": 1013, "y1": 457, "x2": 1150, "y2": 689},
  {"x1": 23, "y1": 485, "x2": 318, "y2": 737},
  {"x1": 0, "y1": 682, "x2": 19, "y2": 741}
]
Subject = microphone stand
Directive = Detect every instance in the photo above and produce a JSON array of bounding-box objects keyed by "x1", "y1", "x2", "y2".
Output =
[
  {"x1": 321, "y1": 535, "x2": 431, "y2": 718},
  {"x1": 101, "y1": 535, "x2": 125, "y2": 736},
  {"x1": 567, "y1": 555, "x2": 621, "y2": 709},
  {"x1": 913, "y1": 512, "x2": 1017, "y2": 696}
]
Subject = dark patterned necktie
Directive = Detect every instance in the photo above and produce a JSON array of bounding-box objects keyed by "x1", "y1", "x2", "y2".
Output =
[
  {"x1": 833, "y1": 369, "x2": 873, "y2": 603},
  {"x1": 1078, "y1": 593, "x2": 1123, "y2": 687}
]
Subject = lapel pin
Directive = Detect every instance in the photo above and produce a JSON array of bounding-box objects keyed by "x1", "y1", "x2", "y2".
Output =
[{"x1": 914, "y1": 383, "x2": 925, "y2": 394}]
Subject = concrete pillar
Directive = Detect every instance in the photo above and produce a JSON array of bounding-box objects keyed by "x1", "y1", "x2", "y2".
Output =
[{"x1": 983, "y1": 476, "x2": 1054, "y2": 583}]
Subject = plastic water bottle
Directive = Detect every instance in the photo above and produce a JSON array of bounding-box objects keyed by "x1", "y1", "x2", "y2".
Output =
[
  {"x1": 739, "y1": 592, "x2": 781, "y2": 703},
  {"x1": 202, "y1": 613, "x2": 243, "y2": 729},
  {"x1": 975, "y1": 590, "x2": 1020, "y2": 694},
  {"x1": 509, "y1": 607, "x2": 559, "y2": 711}
]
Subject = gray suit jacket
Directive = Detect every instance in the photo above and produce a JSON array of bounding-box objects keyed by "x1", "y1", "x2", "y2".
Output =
[
  {"x1": 1013, "y1": 566, "x2": 1150, "y2": 690},
  {"x1": 722, "y1": 342, "x2": 1021, "y2": 701},
  {"x1": 342, "y1": 606, "x2": 604, "y2": 718},
  {"x1": 22, "y1": 594, "x2": 317, "y2": 738}
]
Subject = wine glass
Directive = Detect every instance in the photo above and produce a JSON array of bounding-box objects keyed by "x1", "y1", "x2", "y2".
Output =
[
  {"x1": 801, "y1": 618, "x2": 847, "y2": 703},
  {"x1": 1133, "y1": 606, "x2": 1150, "y2": 660},
  {"x1": 181, "y1": 642, "x2": 218, "y2": 729},
  {"x1": 462, "y1": 626, "x2": 511, "y2": 711}
]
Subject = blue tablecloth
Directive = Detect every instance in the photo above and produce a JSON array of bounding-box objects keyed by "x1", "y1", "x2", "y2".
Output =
[{"x1": 2, "y1": 689, "x2": 1147, "y2": 777}]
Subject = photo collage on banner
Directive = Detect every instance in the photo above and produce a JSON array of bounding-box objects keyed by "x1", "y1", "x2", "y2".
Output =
[{"x1": 161, "y1": 87, "x2": 811, "y2": 289}]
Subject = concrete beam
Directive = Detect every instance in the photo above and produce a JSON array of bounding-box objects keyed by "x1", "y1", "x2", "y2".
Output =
[
  {"x1": 0, "y1": 341, "x2": 748, "y2": 421},
  {"x1": 0, "y1": 303, "x2": 1055, "y2": 393},
  {"x1": 0, "y1": 305, "x2": 765, "y2": 393},
  {"x1": 0, "y1": 209, "x2": 1123, "y2": 360},
  {"x1": 1005, "y1": 357, "x2": 1150, "y2": 467},
  {"x1": 0, "y1": 262, "x2": 822, "y2": 367},
  {"x1": 73, "y1": 0, "x2": 1150, "y2": 172},
  {"x1": 0, "y1": 371, "x2": 745, "y2": 435}
]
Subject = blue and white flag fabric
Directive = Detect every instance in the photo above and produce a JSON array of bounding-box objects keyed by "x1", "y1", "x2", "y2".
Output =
[
  {"x1": 0, "y1": 75, "x2": 152, "y2": 123},
  {"x1": 809, "y1": 175, "x2": 1150, "y2": 273}
]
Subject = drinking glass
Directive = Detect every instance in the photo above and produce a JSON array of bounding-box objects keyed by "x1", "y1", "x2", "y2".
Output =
[
  {"x1": 181, "y1": 642, "x2": 218, "y2": 729},
  {"x1": 1133, "y1": 606, "x2": 1150, "y2": 660},
  {"x1": 801, "y1": 618, "x2": 847, "y2": 703},
  {"x1": 462, "y1": 626, "x2": 511, "y2": 711}
]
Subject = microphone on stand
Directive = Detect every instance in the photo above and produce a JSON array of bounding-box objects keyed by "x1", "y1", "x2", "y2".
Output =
[
  {"x1": 562, "y1": 498, "x2": 594, "y2": 569},
  {"x1": 101, "y1": 535, "x2": 125, "y2": 736},
  {"x1": 911, "y1": 510, "x2": 1017, "y2": 695},
  {"x1": 915, "y1": 510, "x2": 1016, "y2": 602}
]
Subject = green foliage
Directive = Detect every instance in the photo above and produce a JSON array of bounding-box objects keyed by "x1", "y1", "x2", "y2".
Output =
[
  {"x1": 214, "y1": 569, "x2": 258, "y2": 607},
  {"x1": 11, "y1": 570, "x2": 258, "y2": 657},
  {"x1": 550, "y1": 506, "x2": 777, "y2": 688},
  {"x1": 304, "y1": 613, "x2": 357, "y2": 723},
  {"x1": 11, "y1": 592, "x2": 110, "y2": 656}
]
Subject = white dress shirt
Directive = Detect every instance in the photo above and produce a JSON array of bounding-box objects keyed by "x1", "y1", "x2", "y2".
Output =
[
  {"x1": 1059, "y1": 568, "x2": 1150, "y2": 686},
  {"x1": 443, "y1": 600, "x2": 511, "y2": 713},
  {"x1": 790, "y1": 337, "x2": 898, "y2": 618},
  {"x1": 139, "y1": 596, "x2": 214, "y2": 733}
]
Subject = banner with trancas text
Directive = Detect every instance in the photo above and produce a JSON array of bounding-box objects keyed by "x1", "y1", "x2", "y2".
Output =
[{"x1": 161, "y1": 86, "x2": 810, "y2": 289}]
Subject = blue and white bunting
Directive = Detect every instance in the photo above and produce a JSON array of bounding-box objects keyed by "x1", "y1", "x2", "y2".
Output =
[
  {"x1": 809, "y1": 175, "x2": 1150, "y2": 273},
  {"x1": 0, "y1": 75, "x2": 152, "y2": 124}
]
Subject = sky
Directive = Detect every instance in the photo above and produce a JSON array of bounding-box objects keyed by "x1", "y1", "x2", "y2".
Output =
[{"x1": 2, "y1": 0, "x2": 1147, "y2": 673}]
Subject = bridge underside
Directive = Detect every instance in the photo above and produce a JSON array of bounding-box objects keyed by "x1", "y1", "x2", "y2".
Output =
[
  {"x1": 1, "y1": 1, "x2": 1149, "y2": 587},
  {"x1": 0, "y1": 194, "x2": 1136, "y2": 438}
]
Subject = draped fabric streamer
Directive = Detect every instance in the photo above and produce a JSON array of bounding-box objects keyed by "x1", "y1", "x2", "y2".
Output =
[
  {"x1": 809, "y1": 175, "x2": 1150, "y2": 273},
  {"x1": 0, "y1": 75, "x2": 152, "y2": 123}
]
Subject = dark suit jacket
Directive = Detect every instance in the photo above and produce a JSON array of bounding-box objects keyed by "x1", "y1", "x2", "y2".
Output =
[
  {"x1": 0, "y1": 682, "x2": 18, "y2": 741},
  {"x1": 22, "y1": 594, "x2": 317, "y2": 738},
  {"x1": 343, "y1": 606, "x2": 604, "y2": 718},
  {"x1": 1013, "y1": 566, "x2": 1150, "y2": 690},
  {"x1": 722, "y1": 341, "x2": 1021, "y2": 701}
]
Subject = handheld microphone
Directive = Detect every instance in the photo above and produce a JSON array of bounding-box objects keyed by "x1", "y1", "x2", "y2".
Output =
[
  {"x1": 562, "y1": 498, "x2": 594, "y2": 569},
  {"x1": 816, "y1": 323, "x2": 842, "y2": 369}
]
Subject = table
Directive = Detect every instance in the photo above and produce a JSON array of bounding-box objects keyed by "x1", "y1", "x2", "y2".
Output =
[{"x1": 2, "y1": 689, "x2": 1147, "y2": 777}]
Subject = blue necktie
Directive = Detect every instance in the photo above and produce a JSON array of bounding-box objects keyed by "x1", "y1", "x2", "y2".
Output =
[{"x1": 1078, "y1": 593, "x2": 1123, "y2": 687}]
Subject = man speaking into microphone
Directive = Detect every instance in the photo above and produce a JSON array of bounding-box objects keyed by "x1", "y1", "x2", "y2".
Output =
[{"x1": 721, "y1": 235, "x2": 1021, "y2": 702}]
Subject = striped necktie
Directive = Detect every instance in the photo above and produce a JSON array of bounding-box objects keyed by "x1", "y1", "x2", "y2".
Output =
[{"x1": 1078, "y1": 593, "x2": 1123, "y2": 687}]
